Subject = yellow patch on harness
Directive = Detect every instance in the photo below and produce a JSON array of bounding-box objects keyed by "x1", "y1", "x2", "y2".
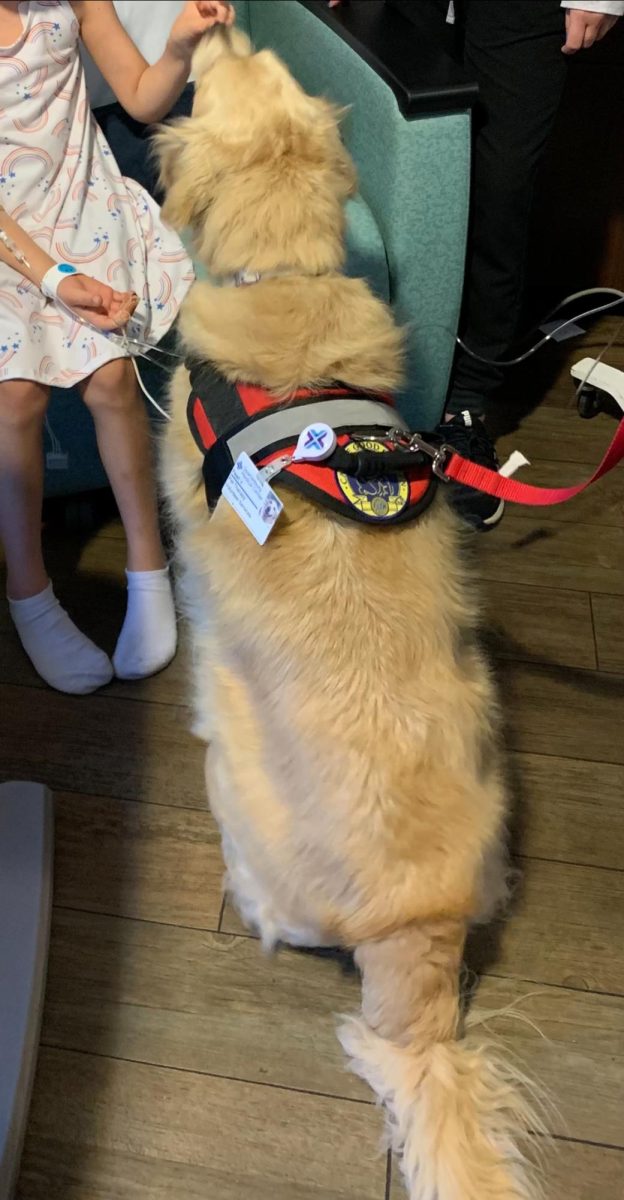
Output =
[{"x1": 337, "y1": 439, "x2": 410, "y2": 520}]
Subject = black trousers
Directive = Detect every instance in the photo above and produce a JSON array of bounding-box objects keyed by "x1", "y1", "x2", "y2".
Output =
[{"x1": 443, "y1": 0, "x2": 569, "y2": 411}]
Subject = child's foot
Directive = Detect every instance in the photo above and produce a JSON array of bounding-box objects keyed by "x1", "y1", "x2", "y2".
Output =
[
  {"x1": 113, "y1": 566, "x2": 177, "y2": 680},
  {"x1": 9, "y1": 582, "x2": 113, "y2": 694}
]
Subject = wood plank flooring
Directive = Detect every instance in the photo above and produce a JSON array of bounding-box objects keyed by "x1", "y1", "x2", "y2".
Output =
[{"x1": 2, "y1": 320, "x2": 623, "y2": 1199}]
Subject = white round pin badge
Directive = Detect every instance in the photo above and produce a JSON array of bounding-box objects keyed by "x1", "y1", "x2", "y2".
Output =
[{"x1": 292, "y1": 423, "x2": 337, "y2": 462}]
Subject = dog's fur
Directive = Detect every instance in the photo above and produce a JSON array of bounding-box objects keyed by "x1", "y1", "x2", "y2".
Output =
[{"x1": 157, "y1": 28, "x2": 543, "y2": 1200}]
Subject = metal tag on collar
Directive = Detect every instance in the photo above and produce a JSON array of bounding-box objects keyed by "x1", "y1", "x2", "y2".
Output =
[
  {"x1": 292, "y1": 423, "x2": 337, "y2": 463},
  {"x1": 234, "y1": 269, "x2": 262, "y2": 287}
]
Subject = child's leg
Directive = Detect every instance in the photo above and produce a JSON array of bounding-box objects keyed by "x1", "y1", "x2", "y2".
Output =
[
  {"x1": 0, "y1": 380, "x2": 48, "y2": 600},
  {"x1": 80, "y1": 358, "x2": 176, "y2": 679},
  {"x1": 0, "y1": 379, "x2": 113, "y2": 693}
]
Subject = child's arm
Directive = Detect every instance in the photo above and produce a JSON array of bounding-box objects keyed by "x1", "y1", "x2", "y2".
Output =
[
  {"x1": 74, "y1": 1, "x2": 234, "y2": 124},
  {"x1": 0, "y1": 206, "x2": 59, "y2": 290},
  {"x1": 0, "y1": 206, "x2": 136, "y2": 330}
]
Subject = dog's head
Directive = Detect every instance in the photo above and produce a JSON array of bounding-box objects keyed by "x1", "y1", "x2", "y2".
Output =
[{"x1": 155, "y1": 26, "x2": 357, "y2": 276}]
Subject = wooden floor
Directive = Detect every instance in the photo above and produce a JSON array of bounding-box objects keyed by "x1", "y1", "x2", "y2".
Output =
[{"x1": 2, "y1": 322, "x2": 623, "y2": 1199}]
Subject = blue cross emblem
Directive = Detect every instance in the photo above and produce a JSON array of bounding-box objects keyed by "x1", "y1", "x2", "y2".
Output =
[{"x1": 304, "y1": 427, "x2": 328, "y2": 452}]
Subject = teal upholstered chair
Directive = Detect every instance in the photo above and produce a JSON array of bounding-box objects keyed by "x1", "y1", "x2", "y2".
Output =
[{"x1": 44, "y1": 0, "x2": 475, "y2": 500}]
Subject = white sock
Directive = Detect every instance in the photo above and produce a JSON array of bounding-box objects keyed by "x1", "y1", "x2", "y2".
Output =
[
  {"x1": 9, "y1": 582, "x2": 113, "y2": 695},
  {"x1": 113, "y1": 566, "x2": 177, "y2": 681}
]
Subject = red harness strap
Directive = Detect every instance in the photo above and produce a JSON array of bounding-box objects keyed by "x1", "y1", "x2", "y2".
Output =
[{"x1": 442, "y1": 418, "x2": 624, "y2": 506}]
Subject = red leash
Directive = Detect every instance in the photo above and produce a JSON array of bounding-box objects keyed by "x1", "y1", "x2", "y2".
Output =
[{"x1": 440, "y1": 418, "x2": 624, "y2": 506}]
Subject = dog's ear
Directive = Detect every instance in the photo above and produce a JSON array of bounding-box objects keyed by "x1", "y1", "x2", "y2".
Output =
[
  {"x1": 313, "y1": 99, "x2": 358, "y2": 199},
  {"x1": 192, "y1": 25, "x2": 252, "y2": 78},
  {"x1": 154, "y1": 118, "x2": 188, "y2": 192},
  {"x1": 329, "y1": 124, "x2": 358, "y2": 199},
  {"x1": 333, "y1": 143, "x2": 358, "y2": 199},
  {"x1": 154, "y1": 119, "x2": 216, "y2": 230}
]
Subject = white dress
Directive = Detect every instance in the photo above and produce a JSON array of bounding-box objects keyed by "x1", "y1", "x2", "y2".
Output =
[{"x1": 0, "y1": 0, "x2": 193, "y2": 387}]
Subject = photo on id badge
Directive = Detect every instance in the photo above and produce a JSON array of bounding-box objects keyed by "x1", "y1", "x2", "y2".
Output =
[{"x1": 261, "y1": 495, "x2": 281, "y2": 524}]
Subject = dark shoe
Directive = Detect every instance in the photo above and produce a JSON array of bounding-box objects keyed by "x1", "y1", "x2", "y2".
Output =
[{"x1": 436, "y1": 411, "x2": 505, "y2": 532}]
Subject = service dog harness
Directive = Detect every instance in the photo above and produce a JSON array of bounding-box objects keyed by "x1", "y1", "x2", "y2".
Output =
[
  {"x1": 186, "y1": 359, "x2": 439, "y2": 525},
  {"x1": 187, "y1": 358, "x2": 624, "y2": 523}
]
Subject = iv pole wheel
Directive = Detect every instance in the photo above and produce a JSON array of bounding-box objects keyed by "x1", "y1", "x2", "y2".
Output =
[{"x1": 577, "y1": 386, "x2": 605, "y2": 420}]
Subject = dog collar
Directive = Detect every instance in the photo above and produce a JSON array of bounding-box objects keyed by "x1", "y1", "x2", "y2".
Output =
[{"x1": 214, "y1": 267, "x2": 326, "y2": 288}]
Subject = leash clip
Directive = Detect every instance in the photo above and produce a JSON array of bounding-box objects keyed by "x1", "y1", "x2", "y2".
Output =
[{"x1": 387, "y1": 428, "x2": 452, "y2": 482}]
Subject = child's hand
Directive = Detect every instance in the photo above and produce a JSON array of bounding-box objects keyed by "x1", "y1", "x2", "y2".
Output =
[
  {"x1": 168, "y1": 2, "x2": 235, "y2": 58},
  {"x1": 57, "y1": 274, "x2": 138, "y2": 331}
]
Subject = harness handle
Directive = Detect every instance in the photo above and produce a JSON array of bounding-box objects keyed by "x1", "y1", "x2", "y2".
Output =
[{"x1": 326, "y1": 445, "x2": 429, "y2": 477}]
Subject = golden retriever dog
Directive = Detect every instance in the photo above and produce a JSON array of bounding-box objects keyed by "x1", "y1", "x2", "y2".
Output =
[{"x1": 156, "y1": 26, "x2": 544, "y2": 1200}]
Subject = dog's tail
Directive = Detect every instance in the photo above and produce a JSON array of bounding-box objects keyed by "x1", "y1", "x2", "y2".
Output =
[{"x1": 339, "y1": 920, "x2": 545, "y2": 1200}]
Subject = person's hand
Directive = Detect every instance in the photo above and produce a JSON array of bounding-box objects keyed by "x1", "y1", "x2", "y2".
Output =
[
  {"x1": 57, "y1": 274, "x2": 138, "y2": 331},
  {"x1": 562, "y1": 9, "x2": 619, "y2": 54},
  {"x1": 168, "y1": 1, "x2": 235, "y2": 58}
]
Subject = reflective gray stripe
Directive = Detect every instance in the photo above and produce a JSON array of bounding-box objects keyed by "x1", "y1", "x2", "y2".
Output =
[{"x1": 226, "y1": 399, "x2": 408, "y2": 461}]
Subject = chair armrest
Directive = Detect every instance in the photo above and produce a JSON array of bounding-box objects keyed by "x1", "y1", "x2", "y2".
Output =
[{"x1": 300, "y1": 0, "x2": 477, "y2": 118}]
